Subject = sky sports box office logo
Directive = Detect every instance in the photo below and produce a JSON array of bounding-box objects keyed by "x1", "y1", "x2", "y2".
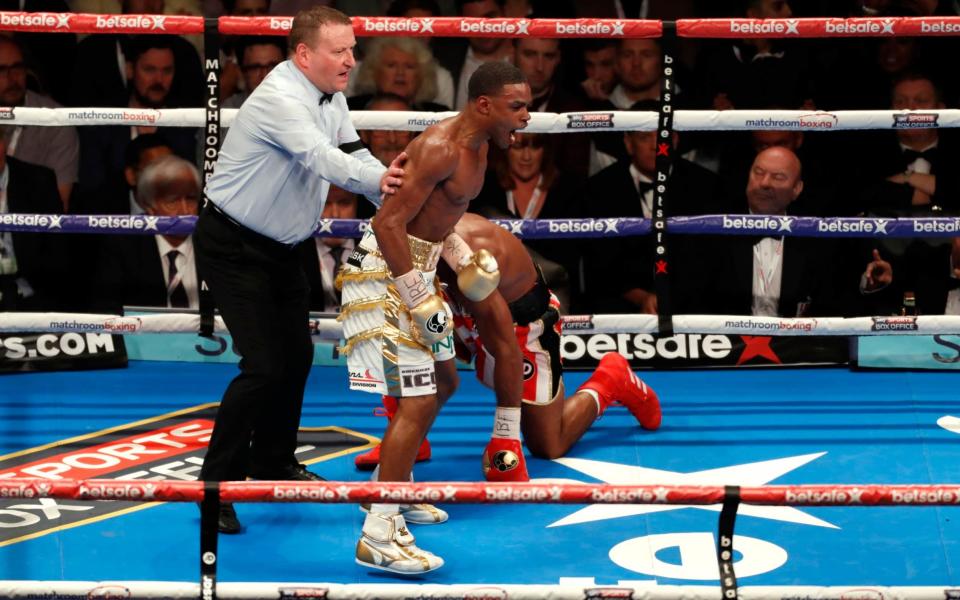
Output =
[{"x1": 0, "y1": 405, "x2": 373, "y2": 545}]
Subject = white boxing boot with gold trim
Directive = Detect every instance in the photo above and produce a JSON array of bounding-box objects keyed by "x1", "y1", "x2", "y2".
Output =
[
  {"x1": 361, "y1": 466, "x2": 449, "y2": 524},
  {"x1": 356, "y1": 512, "x2": 444, "y2": 574},
  {"x1": 360, "y1": 503, "x2": 449, "y2": 524}
]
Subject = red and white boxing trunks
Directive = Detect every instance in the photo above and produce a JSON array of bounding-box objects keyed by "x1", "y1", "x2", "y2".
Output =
[{"x1": 449, "y1": 275, "x2": 563, "y2": 406}]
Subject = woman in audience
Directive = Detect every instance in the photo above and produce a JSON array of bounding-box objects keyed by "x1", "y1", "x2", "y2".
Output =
[
  {"x1": 471, "y1": 132, "x2": 583, "y2": 311},
  {"x1": 347, "y1": 37, "x2": 451, "y2": 111}
]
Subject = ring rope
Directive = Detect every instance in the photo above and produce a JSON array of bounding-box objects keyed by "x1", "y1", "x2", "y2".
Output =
[
  {"x1": 3, "y1": 582, "x2": 954, "y2": 600},
  {"x1": 2, "y1": 311, "x2": 957, "y2": 337},
  {"x1": 0, "y1": 8, "x2": 955, "y2": 598},
  {"x1": 2, "y1": 479, "x2": 957, "y2": 506},
  {"x1": 2, "y1": 214, "x2": 959, "y2": 239},
  {"x1": 5, "y1": 107, "x2": 960, "y2": 132},
  {"x1": 1, "y1": 11, "x2": 959, "y2": 40}
]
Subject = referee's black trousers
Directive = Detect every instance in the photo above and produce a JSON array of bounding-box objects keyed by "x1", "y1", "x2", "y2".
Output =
[{"x1": 194, "y1": 205, "x2": 314, "y2": 482}]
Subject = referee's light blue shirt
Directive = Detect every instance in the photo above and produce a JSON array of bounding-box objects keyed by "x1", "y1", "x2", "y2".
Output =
[{"x1": 205, "y1": 60, "x2": 385, "y2": 245}]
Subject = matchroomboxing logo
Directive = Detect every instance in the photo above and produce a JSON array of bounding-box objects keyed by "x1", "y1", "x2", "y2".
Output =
[{"x1": 0, "y1": 405, "x2": 374, "y2": 546}]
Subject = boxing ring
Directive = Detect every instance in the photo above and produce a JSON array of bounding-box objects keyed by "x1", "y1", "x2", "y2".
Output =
[{"x1": 0, "y1": 9, "x2": 958, "y2": 599}]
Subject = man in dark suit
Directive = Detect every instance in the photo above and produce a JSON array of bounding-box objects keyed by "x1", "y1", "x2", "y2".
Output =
[
  {"x1": 855, "y1": 73, "x2": 960, "y2": 214},
  {"x1": 297, "y1": 185, "x2": 362, "y2": 313},
  {"x1": 434, "y1": 0, "x2": 514, "y2": 110},
  {"x1": 893, "y1": 238, "x2": 960, "y2": 315},
  {"x1": 0, "y1": 127, "x2": 69, "y2": 312},
  {"x1": 77, "y1": 36, "x2": 197, "y2": 212},
  {"x1": 582, "y1": 124, "x2": 721, "y2": 315},
  {"x1": 68, "y1": 1, "x2": 203, "y2": 110},
  {"x1": 92, "y1": 155, "x2": 201, "y2": 314},
  {"x1": 711, "y1": 147, "x2": 892, "y2": 318}
]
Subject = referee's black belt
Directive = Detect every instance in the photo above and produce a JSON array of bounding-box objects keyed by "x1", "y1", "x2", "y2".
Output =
[{"x1": 204, "y1": 202, "x2": 299, "y2": 255}]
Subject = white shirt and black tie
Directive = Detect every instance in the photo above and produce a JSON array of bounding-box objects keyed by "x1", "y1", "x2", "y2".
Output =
[
  {"x1": 752, "y1": 235, "x2": 784, "y2": 317},
  {"x1": 206, "y1": 60, "x2": 386, "y2": 244},
  {"x1": 629, "y1": 164, "x2": 655, "y2": 218},
  {"x1": 155, "y1": 236, "x2": 198, "y2": 309},
  {"x1": 315, "y1": 239, "x2": 354, "y2": 313}
]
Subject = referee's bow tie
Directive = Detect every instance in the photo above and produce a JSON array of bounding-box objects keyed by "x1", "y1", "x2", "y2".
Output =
[{"x1": 319, "y1": 93, "x2": 334, "y2": 105}]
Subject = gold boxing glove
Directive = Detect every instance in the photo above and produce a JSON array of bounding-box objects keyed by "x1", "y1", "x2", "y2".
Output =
[
  {"x1": 456, "y1": 249, "x2": 501, "y2": 302},
  {"x1": 441, "y1": 232, "x2": 501, "y2": 302},
  {"x1": 408, "y1": 293, "x2": 450, "y2": 345},
  {"x1": 393, "y1": 270, "x2": 450, "y2": 345}
]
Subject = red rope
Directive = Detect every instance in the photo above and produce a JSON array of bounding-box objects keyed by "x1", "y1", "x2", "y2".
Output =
[
  {"x1": 0, "y1": 12, "x2": 958, "y2": 39},
  {"x1": 2, "y1": 479, "x2": 958, "y2": 506}
]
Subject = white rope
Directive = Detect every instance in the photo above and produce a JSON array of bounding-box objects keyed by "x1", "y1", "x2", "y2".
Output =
[
  {"x1": 2, "y1": 312, "x2": 957, "y2": 337},
  {"x1": 0, "y1": 581, "x2": 953, "y2": 600},
  {"x1": 8, "y1": 106, "x2": 960, "y2": 132}
]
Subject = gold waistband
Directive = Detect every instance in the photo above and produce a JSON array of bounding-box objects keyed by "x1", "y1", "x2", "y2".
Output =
[
  {"x1": 360, "y1": 222, "x2": 443, "y2": 272},
  {"x1": 407, "y1": 233, "x2": 443, "y2": 272}
]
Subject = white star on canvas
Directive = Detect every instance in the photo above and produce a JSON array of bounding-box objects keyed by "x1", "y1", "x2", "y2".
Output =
[
  {"x1": 938, "y1": 415, "x2": 960, "y2": 435},
  {"x1": 536, "y1": 452, "x2": 836, "y2": 529}
]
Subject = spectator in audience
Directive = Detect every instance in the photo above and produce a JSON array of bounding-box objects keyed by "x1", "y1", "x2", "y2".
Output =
[
  {"x1": 471, "y1": 132, "x2": 582, "y2": 310},
  {"x1": 69, "y1": 1, "x2": 204, "y2": 109},
  {"x1": 77, "y1": 37, "x2": 197, "y2": 211},
  {"x1": 717, "y1": 123, "x2": 840, "y2": 217},
  {"x1": 297, "y1": 185, "x2": 370, "y2": 313},
  {"x1": 0, "y1": 37, "x2": 80, "y2": 210},
  {"x1": 574, "y1": 0, "x2": 695, "y2": 19},
  {"x1": 0, "y1": 126, "x2": 69, "y2": 312},
  {"x1": 219, "y1": 1, "x2": 273, "y2": 102},
  {"x1": 590, "y1": 40, "x2": 674, "y2": 175},
  {"x1": 223, "y1": 37, "x2": 286, "y2": 108},
  {"x1": 385, "y1": 0, "x2": 445, "y2": 31},
  {"x1": 579, "y1": 39, "x2": 618, "y2": 102},
  {"x1": 711, "y1": 146, "x2": 891, "y2": 317},
  {"x1": 380, "y1": 0, "x2": 456, "y2": 108},
  {"x1": 605, "y1": 38, "x2": 663, "y2": 110},
  {"x1": 513, "y1": 36, "x2": 589, "y2": 181},
  {"x1": 693, "y1": 0, "x2": 814, "y2": 111},
  {"x1": 515, "y1": 38, "x2": 563, "y2": 112},
  {"x1": 348, "y1": 37, "x2": 450, "y2": 111},
  {"x1": 856, "y1": 73, "x2": 960, "y2": 214},
  {"x1": 225, "y1": 0, "x2": 270, "y2": 14},
  {"x1": 92, "y1": 155, "x2": 202, "y2": 313},
  {"x1": 269, "y1": 0, "x2": 332, "y2": 15},
  {"x1": 0, "y1": 0, "x2": 76, "y2": 106},
  {"x1": 357, "y1": 94, "x2": 416, "y2": 167},
  {"x1": 130, "y1": 135, "x2": 177, "y2": 214},
  {"x1": 581, "y1": 109, "x2": 721, "y2": 315},
  {"x1": 894, "y1": 236, "x2": 960, "y2": 314},
  {"x1": 434, "y1": 0, "x2": 515, "y2": 109}
]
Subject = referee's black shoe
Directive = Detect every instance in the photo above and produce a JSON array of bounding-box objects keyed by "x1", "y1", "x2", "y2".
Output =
[
  {"x1": 218, "y1": 503, "x2": 241, "y2": 534},
  {"x1": 248, "y1": 463, "x2": 326, "y2": 482}
]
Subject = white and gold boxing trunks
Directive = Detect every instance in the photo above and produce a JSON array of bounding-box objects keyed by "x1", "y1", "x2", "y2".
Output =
[{"x1": 337, "y1": 227, "x2": 456, "y2": 397}]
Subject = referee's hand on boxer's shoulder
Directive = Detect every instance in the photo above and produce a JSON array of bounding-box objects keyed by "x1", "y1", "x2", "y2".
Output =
[{"x1": 380, "y1": 151, "x2": 408, "y2": 196}]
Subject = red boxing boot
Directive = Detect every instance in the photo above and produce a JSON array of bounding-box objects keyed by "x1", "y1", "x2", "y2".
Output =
[
  {"x1": 578, "y1": 352, "x2": 662, "y2": 430},
  {"x1": 355, "y1": 396, "x2": 432, "y2": 470},
  {"x1": 481, "y1": 438, "x2": 529, "y2": 482}
]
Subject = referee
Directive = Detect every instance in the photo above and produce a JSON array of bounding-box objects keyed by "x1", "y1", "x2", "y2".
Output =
[{"x1": 196, "y1": 6, "x2": 405, "y2": 533}]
